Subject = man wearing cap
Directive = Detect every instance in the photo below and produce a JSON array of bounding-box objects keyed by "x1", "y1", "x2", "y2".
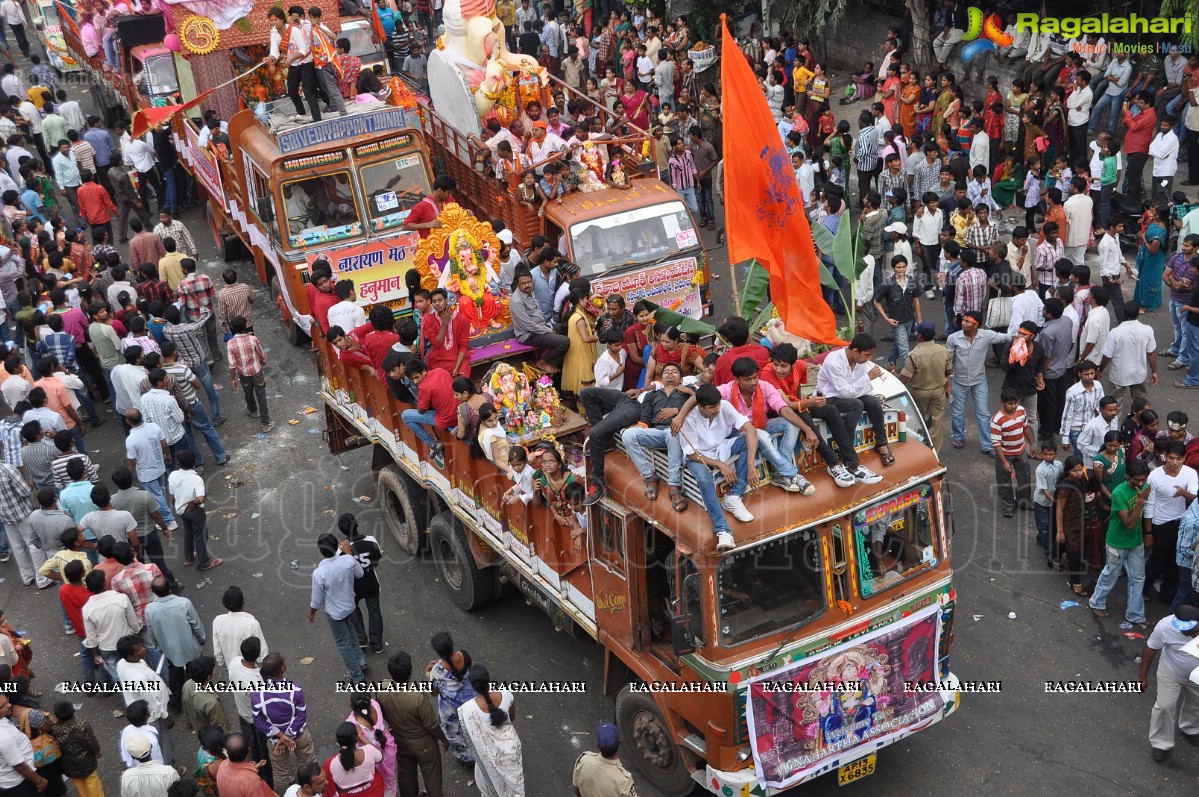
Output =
[
  {"x1": 899, "y1": 323, "x2": 951, "y2": 451},
  {"x1": 572, "y1": 723, "x2": 636, "y2": 797},
  {"x1": 884, "y1": 221, "x2": 913, "y2": 275},
  {"x1": 1140, "y1": 604, "x2": 1199, "y2": 762},
  {"x1": 120, "y1": 730, "x2": 179, "y2": 797}
]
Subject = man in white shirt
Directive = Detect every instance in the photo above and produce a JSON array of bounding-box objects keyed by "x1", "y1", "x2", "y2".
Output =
[
  {"x1": 0, "y1": 0, "x2": 28, "y2": 57},
  {"x1": 815, "y1": 334, "x2": 897, "y2": 467},
  {"x1": 1098, "y1": 301, "x2": 1158, "y2": 416},
  {"x1": 81, "y1": 568, "x2": 141, "y2": 680},
  {"x1": 677, "y1": 384, "x2": 758, "y2": 552},
  {"x1": 0, "y1": 696, "x2": 40, "y2": 792},
  {"x1": 1155, "y1": 47, "x2": 1189, "y2": 121},
  {"x1": 1089, "y1": 51, "x2": 1132, "y2": 135},
  {"x1": 1065, "y1": 71, "x2": 1094, "y2": 166},
  {"x1": 527, "y1": 122, "x2": 566, "y2": 174},
  {"x1": 654, "y1": 50, "x2": 675, "y2": 110},
  {"x1": 1062, "y1": 177, "x2": 1093, "y2": 265},
  {"x1": 1096, "y1": 219, "x2": 1130, "y2": 321},
  {"x1": 124, "y1": 408, "x2": 176, "y2": 528},
  {"x1": 1142, "y1": 605, "x2": 1199, "y2": 761},
  {"x1": 912, "y1": 197, "x2": 944, "y2": 297},
  {"x1": 1007, "y1": 277, "x2": 1044, "y2": 336},
  {"x1": 115, "y1": 633, "x2": 175, "y2": 765},
  {"x1": 1143, "y1": 439, "x2": 1199, "y2": 606},
  {"x1": 269, "y1": 6, "x2": 323, "y2": 122},
  {"x1": 120, "y1": 731, "x2": 178, "y2": 797},
  {"x1": 1078, "y1": 285, "x2": 1112, "y2": 366},
  {"x1": 0, "y1": 64, "x2": 20, "y2": 99},
  {"x1": 212, "y1": 585, "x2": 269, "y2": 672},
  {"x1": 1075, "y1": 396, "x2": 1119, "y2": 464},
  {"x1": 1149, "y1": 117, "x2": 1180, "y2": 202},
  {"x1": 796, "y1": 151, "x2": 816, "y2": 211},
  {"x1": 326, "y1": 280, "x2": 365, "y2": 332},
  {"x1": 4, "y1": 134, "x2": 31, "y2": 184}
]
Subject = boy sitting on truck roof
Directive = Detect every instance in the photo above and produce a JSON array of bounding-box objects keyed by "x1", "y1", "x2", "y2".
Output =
[
  {"x1": 680, "y1": 384, "x2": 758, "y2": 553},
  {"x1": 816, "y1": 333, "x2": 898, "y2": 468}
]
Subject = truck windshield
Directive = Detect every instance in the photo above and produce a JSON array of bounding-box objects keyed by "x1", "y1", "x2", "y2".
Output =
[
  {"x1": 718, "y1": 528, "x2": 827, "y2": 647},
  {"x1": 135, "y1": 55, "x2": 178, "y2": 103},
  {"x1": 853, "y1": 485, "x2": 939, "y2": 598},
  {"x1": 569, "y1": 200, "x2": 698, "y2": 275},
  {"x1": 341, "y1": 23, "x2": 384, "y2": 65},
  {"x1": 359, "y1": 154, "x2": 431, "y2": 231},
  {"x1": 282, "y1": 172, "x2": 363, "y2": 248}
]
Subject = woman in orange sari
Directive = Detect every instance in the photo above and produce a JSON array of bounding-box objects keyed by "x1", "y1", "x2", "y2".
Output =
[
  {"x1": 879, "y1": 63, "x2": 901, "y2": 126},
  {"x1": 899, "y1": 70, "x2": 920, "y2": 138}
]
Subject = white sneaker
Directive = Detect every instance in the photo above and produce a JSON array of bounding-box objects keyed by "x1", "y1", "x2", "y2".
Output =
[
  {"x1": 716, "y1": 532, "x2": 736, "y2": 552},
  {"x1": 851, "y1": 464, "x2": 884, "y2": 485},
  {"x1": 791, "y1": 474, "x2": 816, "y2": 495},
  {"x1": 722, "y1": 494, "x2": 755, "y2": 522},
  {"x1": 924, "y1": 289, "x2": 935, "y2": 299},
  {"x1": 828, "y1": 463, "x2": 856, "y2": 488},
  {"x1": 167, "y1": 521, "x2": 179, "y2": 531},
  {"x1": 771, "y1": 474, "x2": 801, "y2": 492}
]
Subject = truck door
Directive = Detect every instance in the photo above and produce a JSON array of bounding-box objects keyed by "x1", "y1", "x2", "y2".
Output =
[{"x1": 589, "y1": 504, "x2": 640, "y2": 648}]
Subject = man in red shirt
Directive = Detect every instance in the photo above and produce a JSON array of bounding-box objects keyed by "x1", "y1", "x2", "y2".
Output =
[
  {"x1": 401, "y1": 360, "x2": 457, "y2": 458},
  {"x1": 128, "y1": 218, "x2": 166, "y2": 273},
  {"x1": 760, "y1": 342, "x2": 873, "y2": 488},
  {"x1": 351, "y1": 307, "x2": 401, "y2": 375},
  {"x1": 326, "y1": 325, "x2": 375, "y2": 374},
  {"x1": 402, "y1": 175, "x2": 456, "y2": 239},
  {"x1": 305, "y1": 261, "x2": 339, "y2": 332},
  {"x1": 421, "y1": 288, "x2": 471, "y2": 377},
  {"x1": 1121, "y1": 92, "x2": 1156, "y2": 200},
  {"x1": 76, "y1": 169, "x2": 117, "y2": 243},
  {"x1": 58, "y1": 559, "x2": 101, "y2": 683},
  {"x1": 712, "y1": 316, "x2": 770, "y2": 385}
]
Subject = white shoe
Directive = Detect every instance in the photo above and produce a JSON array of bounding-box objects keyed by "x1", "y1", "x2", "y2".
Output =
[
  {"x1": 851, "y1": 464, "x2": 884, "y2": 485},
  {"x1": 792, "y1": 474, "x2": 817, "y2": 495},
  {"x1": 716, "y1": 532, "x2": 736, "y2": 552},
  {"x1": 167, "y1": 521, "x2": 179, "y2": 531},
  {"x1": 828, "y1": 463, "x2": 856, "y2": 488},
  {"x1": 722, "y1": 494, "x2": 754, "y2": 522}
]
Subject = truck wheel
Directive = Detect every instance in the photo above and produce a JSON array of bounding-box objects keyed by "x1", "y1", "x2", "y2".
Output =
[
  {"x1": 269, "y1": 277, "x2": 309, "y2": 346},
  {"x1": 377, "y1": 464, "x2": 426, "y2": 555},
  {"x1": 615, "y1": 686, "x2": 696, "y2": 797},
  {"x1": 429, "y1": 512, "x2": 494, "y2": 611}
]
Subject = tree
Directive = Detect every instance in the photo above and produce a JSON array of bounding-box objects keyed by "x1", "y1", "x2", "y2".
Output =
[{"x1": 908, "y1": 0, "x2": 934, "y2": 70}]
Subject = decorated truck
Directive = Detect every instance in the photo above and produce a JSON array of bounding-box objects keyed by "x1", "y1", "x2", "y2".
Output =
[{"x1": 32, "y1": 0, "x2": 81, "y2": 74}]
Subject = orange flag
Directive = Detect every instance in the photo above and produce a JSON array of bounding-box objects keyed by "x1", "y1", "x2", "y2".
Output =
[
  {"x1": 719, "y1": 16, "x2": 840, "y2": 345},
  {"x1": 130, "y1": 89, "x2": 217, "y2": 140}
]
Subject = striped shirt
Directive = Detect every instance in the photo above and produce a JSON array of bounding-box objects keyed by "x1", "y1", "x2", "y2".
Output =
[
  {"x1": 163, "y1": 362, "x2": 199, "y2": 405},
  {"x1": 21, "y1": 441, "x2": 57, "y2": 489},
  {"x1": 854, "y1": 126, "x2": 881, "y2": 172},
  {"x1": 51, "y1": 452, "x2": 99, "y2": 489},
  {"x1": 112, "y1": 562, "x2": 162, "y2": 622},
  {"x1": 878, "y1": 169, "x2": 906, "y2": 201},
  {"x1": 216, "y1": 283, "x2": 255, "y2": 334},
  {"x1": 0, "y1": 462, "x2": 31, "y2": 524},
  {"x1": 990, "y1": 407, "x2": 1030, "y2": 456},
  {"x1": 964, "y1": 222, "x2": 999, "y2": 256},
  {"x1": 153, "y1": 220, "x2": 196, "y2": 258},
  {"x1": 227, "y1": 333, "x2": 266, "y2": 378},
  {"x1": 141, "y1": 388, "x2": 185, "y2": 445},
  {"x1": 0, "y1": 418, "x2": 21, "y2": 467},
  {"x1": 163, "y1": 311, "x2": 210, "y2": 369},
  {"x1": 1035, "y1": 238, "x2": 1064, "y2": 277},
  {"x1": 952, "y1": 266, "x2": 987, "y2": 316},
  {"x1": 667, "y1": 149, "x2": 697, "y2": 191},
  {"x1": 1061, "y1": 381, "x2": 1103, "y2": 432}
]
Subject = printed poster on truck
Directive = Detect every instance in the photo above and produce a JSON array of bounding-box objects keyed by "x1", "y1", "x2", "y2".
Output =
[
  {"x1": 744, "y1": 606, "x2": 946, "y2": 789},
  {"x1": 182, "y1": 123, "x2": 225, "y2": 208},
  {"x1": 306, "y1": 233, "x2": 421, "y2": 309},
  {"x1": 590, "y1": 256, "x2": 702, "y2": 319}
]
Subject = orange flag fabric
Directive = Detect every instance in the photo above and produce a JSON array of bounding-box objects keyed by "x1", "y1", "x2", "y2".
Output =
[
  {"x1": 719, "y1": 15, "x2": 840, "y2": 345},
  {"x1": 130, "y1": 89, "x2": 217, "y2": 140}
]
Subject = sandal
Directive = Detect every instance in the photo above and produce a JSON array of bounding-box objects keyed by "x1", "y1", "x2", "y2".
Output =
[
  {"x1": 1069, "y1": 582, "x2": 1090, "y2": 597},
  {"x1": 643, "y1": 477, "x2": 660, "y2": 501},
  {"x1": 1091, "y1": 608, "x2": 1110, "y2": 618},
  {"x1": 668, "y1": 486, "x2": 688, "y2": 512},
  {"x1": 879, "y1": 448, "x2": 896, "y2": 467}
]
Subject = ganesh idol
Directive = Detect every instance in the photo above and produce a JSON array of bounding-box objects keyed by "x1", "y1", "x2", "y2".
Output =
[{"x1": 427, "y1": 0, "x2": 547, "y2": 137}]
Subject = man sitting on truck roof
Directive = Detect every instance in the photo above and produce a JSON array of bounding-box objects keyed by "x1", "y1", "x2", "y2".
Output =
[
  {"x1": 621, "y1": 362, "x2": 690, "y2": 511},
  {"x1": 816, "y1": 334, "x2": 898, "y2": 468},
  {"x1": 351, "y1": 306, "x2": 401, "y2": 376},
  {"x1": 680, "y1": 384, "x2": 759, "y2": 553},
  {"x1": 402, "y1": 175, "x2": 455, "y2": 240},
  {"x1": 401, "y1": 359, "x2": 456, "y2": 460}
]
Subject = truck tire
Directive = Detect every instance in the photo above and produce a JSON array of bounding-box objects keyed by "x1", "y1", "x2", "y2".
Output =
[
  {"x1": 615, "y1": 686, "x2": 696, "y2": 797},
  {"x1": 377, "y1": 464, "x2": 426, "y2": 555},
  {"x1": 429, "y1": 511, "x2": 494, "y2": 611},
  {"x1": 269, "y1": 277, "x2": 309, "y2": 346}
]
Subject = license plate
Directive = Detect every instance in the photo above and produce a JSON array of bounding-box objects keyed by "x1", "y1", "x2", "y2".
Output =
[{"x1": 837, "y1": 754, "x2": 876, "y2": 786}]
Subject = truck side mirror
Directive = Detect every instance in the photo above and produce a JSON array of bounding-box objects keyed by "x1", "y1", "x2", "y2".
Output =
[
  {"x1": 257, "y1": 197, "x2": 274, "y2": 223},
  {"x1": 670, "y1": 614, "x2": 695, "y2": 656}
]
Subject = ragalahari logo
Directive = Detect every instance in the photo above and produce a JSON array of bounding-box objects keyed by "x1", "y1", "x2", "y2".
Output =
[{"x1": 960, "y1": 7, "x2": 1014, "y2": 63}]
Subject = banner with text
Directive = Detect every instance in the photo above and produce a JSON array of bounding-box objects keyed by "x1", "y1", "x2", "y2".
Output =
[
  {"x1": 306, "y1": 233, "x2": 421, "y2": 309},
  {"x1": 745, "y1": 606, "x2": 945, "y2": 789},
  {"x1": 590, "y1": 257, "x2": 702, "y2": 318}
]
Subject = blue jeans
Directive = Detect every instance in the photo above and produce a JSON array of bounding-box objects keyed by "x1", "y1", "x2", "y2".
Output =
[
  {"x1": 1034, "y1": 503, "x2": 1052, "y2": 555},
  {"x1": 1169, "y1": 298, "x2": 1187, "y2": 360},
  {"x1": 78, "y1": 639, "x2": 102, "y2": 684},
  {"x1": 193, "y1": 360, "x2": 222, "y2": 422},
  {"x1": 71, "y1": 423, "x2": 88, "y2": 456},
  {"x1": 1088, "y1": 544, "x2": 1147, "y2": 623},
  {"x1": 140, "y1": 471, "x2": 176, "y2": 525},
  {"x1": 1089, "y1": 90, "x2": 1126, "y2": 134},
  {"x1": 1184, "y1": 320, "x2": 1199, "y2": 387},
  {"x1": 684, "y1": 434, "x2": 748, "y2": 537},
  {"x1": 401, "y1": 408, "x2": 454, "y2": 446},
  {"x1": 0, "y1": 299, "x2": 21, "y2": 349},
  {"x1": 886, "y1": 321, "x2": 913, "y2": 370},
  {"x1": 327, "y1": 614, "x2": 365, "y2": 681},
  {"x1": 1173, "y1": 566, "x2": 1194, "y2": 613},
  {"x1": 1098, "y1": 182, "x2": 1114, "y2": 228},
  {"x1": 762, "y1": 418, "x2": 800, "y2": 478},
  {"x1": 676, "y1": 186, "x2": 698, "y2": 214},
  {"x1": 621, "y1": 426, "x2": 684, "y2": 486},
  {"x1": 950, "y1": 379, "x2": 993, "y2": 452},
  {"x1": 697, "y1": 177, "x2": 715, "y2": 223},
  {"x1": 188, "y1": 399, "x2": 226, "y2": 464},
  {"x1": 162, "y1": 168, "x2": 177, "y2": 214}
]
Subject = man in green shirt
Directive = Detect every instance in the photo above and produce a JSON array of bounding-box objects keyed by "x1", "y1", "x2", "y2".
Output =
[
  {"x1": 181, "y1": 655, "x2": 229, "y2": 735},
  {"x1": 1090, "y1": 461, "x2": 1150, "y2": 625}
]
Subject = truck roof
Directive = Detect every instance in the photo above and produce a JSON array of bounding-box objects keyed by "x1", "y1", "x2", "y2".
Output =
[
  {"x1": 546, "y1": 179, "x2": 684, "y2": 226},
  {"x1": 603, "y1": 439, "x2": 943, "y2": 558},
  {"x1": 233, "y1": 101, "x2": 422, "y2": 160}
]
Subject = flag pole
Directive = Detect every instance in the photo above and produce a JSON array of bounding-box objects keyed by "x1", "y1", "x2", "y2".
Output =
[{"x1": 718, "y1": 14, "x2": 742, "y2": 314}]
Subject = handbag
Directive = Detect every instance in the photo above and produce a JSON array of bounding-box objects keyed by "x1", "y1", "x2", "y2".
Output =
[
  {"x1": 18, "y1": 711, "x2": 60, "y2": 767},
  {"x1": 1034, "y1": 135, "x2": 1049, "y2": 153},
  {"x1": 983, "y1": 295, "x2": 1013, "y2": 330}
]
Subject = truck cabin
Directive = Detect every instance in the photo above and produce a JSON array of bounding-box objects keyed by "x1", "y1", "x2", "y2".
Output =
[
  {"x1": 129, "y1": 45, "x2": 179, "y2": 107},
  {"x1": 557, "y1": 190, "x2": 701, "y2": 275}
]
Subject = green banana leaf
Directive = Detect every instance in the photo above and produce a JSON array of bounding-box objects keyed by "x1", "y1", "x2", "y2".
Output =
[
  {"x1": 747, "y1": 300, "x2": 775, "y2": 342},
  {"x1": 643, "y1": 300, "x2": 716, "y2": 337},
  {"x1": 832, "y1": 209, "x2": 862, "y2": 284},
  {"x1": 738, "y1": 259, "x2": 771, "y2": 320}
]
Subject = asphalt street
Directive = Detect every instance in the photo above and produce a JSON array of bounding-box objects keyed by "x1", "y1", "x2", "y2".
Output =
[{"x1": 7, "y1": 72, "x2": 1197, "y2": 797}]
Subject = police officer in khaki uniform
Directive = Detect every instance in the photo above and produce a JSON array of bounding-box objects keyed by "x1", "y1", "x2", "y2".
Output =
[
  {"x1": 572, "y1": 723, "x2": 638, "y2": 797},
  {"x1": 375, "y1": 652, "x2": 448, "y2": 797},
  {"x1": 899, "y1": 322, "x2": 952, "y2": 451}
]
